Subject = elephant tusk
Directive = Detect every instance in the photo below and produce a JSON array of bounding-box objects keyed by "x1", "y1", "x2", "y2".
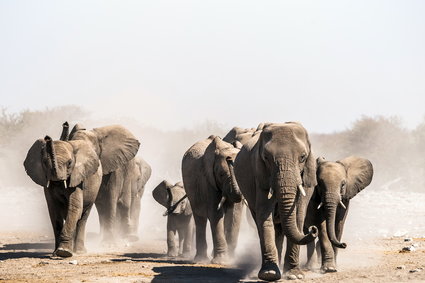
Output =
[
  {"x1": 46, "y1": 180, "x2": 50, "y2": 188},
  {"x1": 267, "y1": 187, "x2": 273, "y2": 199},
  {"x1": 298, "y1": 184, "x2": 306, "y2": 197},
  {"x1": 317, "y1": 202, "x2": 323, "y2": 209},
  {"x1": 339, "y1": 200, "x2": 346, "y2": 209},
  {"x1": 243, "y1": 198, "x2": 248, "y2": 206},
  {"x1": 63, "y1": 180, "x2": 67, "y2": 189},
  {"x1": 217, "y1": 196, "x2": 226, "y2": 211}
]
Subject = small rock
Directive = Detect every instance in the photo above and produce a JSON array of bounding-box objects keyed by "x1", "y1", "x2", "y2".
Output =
[
  {"x1": 69, "y1": 260, "x2": 78, "y2": 265},
  {"x1": 404, "y1": 238, "x2": 413, "y2": 242},
  {"x1": 39, "y1": 261, "x2": 49, "y2": 265},
  {"x1": 410, "y1": 268, "x2": 422, "y2": 273},
  {"x1": 402, "y1": 246, "x2": 416, "y2": 252},
  {"x1": 397, "y1": 265, "x2": 406, "y2": 270}
]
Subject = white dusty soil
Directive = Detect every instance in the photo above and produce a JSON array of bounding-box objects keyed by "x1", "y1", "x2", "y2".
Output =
[{"x1": 1, "y1": 186, "x2": 425, "y2": 282}]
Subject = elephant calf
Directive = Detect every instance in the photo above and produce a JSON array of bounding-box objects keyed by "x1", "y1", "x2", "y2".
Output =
[
  {"x1": 153, "y1": 180, "x2": 193, "y2": 258},
  {"x1": 301, "y1": 156, "x2": 374, "y2": 273}
]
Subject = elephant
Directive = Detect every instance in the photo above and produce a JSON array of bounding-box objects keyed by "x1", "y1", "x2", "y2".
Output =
[
  {"x1": 152, "y1": 180, "x2": 194, "y2": 257},
  {"x1": 300, "y1": 156, "x2": 374, "y2": 273},
  {"x1": 24, "y1": 135, "x2": 103, "y2": 257},
  {"x1": 234, "y1": 122, "x2": 318, "y2": 281},
  {"x1": 223, "y1": 126, "x2": 256, "y2": 145},
  {"x1": 60, "y1": 122, "x2": 141, "y2": 243},
  {"x1": 182, "y1": 135, "x2": 243, "y2": 264}
]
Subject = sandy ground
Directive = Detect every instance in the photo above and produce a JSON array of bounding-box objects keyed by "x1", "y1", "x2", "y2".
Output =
[
  {"x1": 1, "y1": 186, "x2": 425, "y2": 282},
  {"x1": 0, "y1": 231, "x2": 424, "y2": 283}
]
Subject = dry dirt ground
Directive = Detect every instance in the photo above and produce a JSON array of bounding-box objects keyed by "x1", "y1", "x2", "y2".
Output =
[{"x1": 1, "y1": 232, "x2": 424, "y2": 283}]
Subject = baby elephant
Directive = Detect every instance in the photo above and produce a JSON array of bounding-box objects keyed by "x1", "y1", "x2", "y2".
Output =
[
  {"x1": 152, "y1": 180, "x2": 194, "y2": 258},
  {"x1": 305, "y1": 156, "x2": 373, "y2": 273}
]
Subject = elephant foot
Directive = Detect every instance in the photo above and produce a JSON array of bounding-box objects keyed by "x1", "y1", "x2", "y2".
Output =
[
  {"x1": 211, "y1": 253, "x2": 229, "y2": 265},
  {"x1": 74, "y1": 246, "x2": 87, "y2": 255},
  {"x1": 126, "y1": 234, "x2": 139, "y2": 242},
  {"x1": 258, "y1": 261, "x2": 281, "y2": 281},
  {"x1": 53, "y1": 247, "x2": 73, "y2": 258},
  {"x1": 167, "y1": 251, "x2": 179, "y2": 257},
  {"x1": 321, "y1": 264, "x2": 337, "y2": 273},
  {"x1": 285, "y1": 267, "x2": 304, "y2": 280},
  {"x1": 193, "y1": 254, "x2": 209, "y2": 264}
]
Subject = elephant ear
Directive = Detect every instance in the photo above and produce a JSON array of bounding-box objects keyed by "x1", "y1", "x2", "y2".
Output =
[
  {"x1": 338, "y1": 156, "x2": 373, "y2": 200},
  {"x1": 23, "y1": 139, "x2": 47, "y2": 187},
  {"x1": 68, "y1": 140, "x2": 100, "y2": 187},
  {"x1": 93, "y1": 125, "x2": 140, "y2": 174},
  {"x1": 152, "y1": 180, "x2": 172, "y2": 208},
  {"x1": 302, "y1": 140, "x2": 317, "y2": 188},
  {"x1": 69, "y1": 123, "x2": 86, "y2": 140}
]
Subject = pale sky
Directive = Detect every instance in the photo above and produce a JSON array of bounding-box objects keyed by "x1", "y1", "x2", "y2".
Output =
[{"x1": 1, "y1": 1, "x2": 424, "y2": 132}]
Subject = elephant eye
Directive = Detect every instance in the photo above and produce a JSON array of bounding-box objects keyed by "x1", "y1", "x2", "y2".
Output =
[
  {"x1": 299, "y1": 153, "x2": 307, "y2": 163},
  {"x1": 67, "y1": 160, "x2": 72, "y2": 168}
]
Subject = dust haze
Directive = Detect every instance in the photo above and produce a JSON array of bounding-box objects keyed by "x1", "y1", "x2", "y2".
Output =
[{"x1": 1, "y1": 105, "x2": 425, "y2": 274}]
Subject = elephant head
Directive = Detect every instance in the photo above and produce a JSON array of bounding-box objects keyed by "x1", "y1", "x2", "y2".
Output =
[
  {"x1": 257, "y1": 122, "x2": 318, "y2": 244},
  {"x1": 316, "y1": 156, "x2": 373, "y2": 249},
  {"x1": 24, "y1": 136, "x2": 100, "y2": 188},
  {"x1": 153, "y1": 180, "x2": 192, "y2": 216},
  {"x1": 208, "y1": 136, "x2": 243, "y2": 206}
]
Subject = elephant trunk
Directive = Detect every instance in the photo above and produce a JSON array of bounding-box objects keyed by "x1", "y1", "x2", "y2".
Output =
[
  {"x1": 273, "y1": 161, "x2": 317, "y2": 245},
  {"x1": 226, "y1": 158, "x2": 242, "y2": 203},
  {"x1": 277, "y1": 186, "x2": 317, "y2": 245},
  {"x1": 324, "y1": 196, "x2": 347, "y2": 249},
  {"x1": 44, "y1": 136, "x2": 58, "y2": 178},
  {"x1": 60, "y1": 122, "x2": 69, "y2": 141}
]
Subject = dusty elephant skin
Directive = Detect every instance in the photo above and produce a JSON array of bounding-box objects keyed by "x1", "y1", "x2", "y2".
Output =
[
  {"x1": 63, "y1": 123, "x2": 142, "y2": 243},
  {"x1": 234, "y1": 122, "x2": 319, "y2": 281},
  {"x1": 23, "y1": 135, "x2": 102, "y2": 257},
  {"x1": 182, "y1": 135, "x2": 243, "y2": 265},
  {"x1": 152, "y1": 180, "x2": 194, "y2": 258},
  {"x1": 298, "y1": 156, "x2": 374, "y2": 273}
]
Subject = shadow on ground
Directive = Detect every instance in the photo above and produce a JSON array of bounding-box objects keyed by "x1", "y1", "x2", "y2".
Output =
[
  {"x1": 0, "y1": 242, "x2": 53, "y2": 260},
  {"x1": 151, "y1": 265, "x2": 251, "y2": 283},
  {"x1": 121, "y1": 252, "x2": 193, "y2": 264}
]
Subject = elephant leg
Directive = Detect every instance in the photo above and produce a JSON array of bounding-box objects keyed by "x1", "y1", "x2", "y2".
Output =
[
  {"x1": 224, "y1": 202, "x2": 243, "y2": 258},
  {"x1": 97, "y1": 173, "x2": 120, "y2": 244},
  {"x1": 73, "y1": 204, "x2": 93, "y2": 254},
  {"x1": 55, "y1": 188, "x2": 84, "y2": 257},
  {"x1": 305, "y1": 240, "x2": 317, "y2": 270},
  {"x1": 119, "y1": 174, "x2": 133, "y2": 239},
  {"x1": 182, "y1": 216, "x2": 193, "y2": 258},
  {"x1": 274, "y1": 222, "x2": 284, "y2": 265},
  {"x1": 193, "y1": 214, "x2": 208, "y2": 263},
  {"x1": 177, "y1": 227, "x2": 185, "y2": 256},
  {"x1": 318, "y1": 220, "x2": 336, "y2": 273},
  {"x1": 284, "y1": 240, "x2": 306, "y2": 280},
  {"x1": 209, "y1": 211, "x2": 228, "y2": 265},
  {"x1": 167, "y1": 218, "x2": 178, "y2": 257},
  {"x1": 44, "y1": 188, "x2": 63, "y2": 251},
  {"x1": 255, "y1": 200, "x2": 281, "y2": 282}
]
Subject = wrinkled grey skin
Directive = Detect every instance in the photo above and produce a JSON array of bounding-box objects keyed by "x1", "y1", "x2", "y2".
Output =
[
  {"x1": 61, "y1": 123, "x2": 140, "y2": 243},
  {"x1": 126, "y1": 157, "x2": 152, "y2": 238},
  {"x1": 24, "y1": 136, "x2": 103, "y2": 257},
  {"x1": 182, "y1": 135, "x2": 243, "y2": 264},
  {"x1": 299, "y1": 156, "x2": 373, "y2": 273},
  {"x1": 153, "y1": 180, "x2": 194, "y2": 257},
  {"x1": 234, "y1": 122, "x2": 318, "y2": 281},
  {"x1": 223, "y1": 126, "x2": 256, "y2": 145}
]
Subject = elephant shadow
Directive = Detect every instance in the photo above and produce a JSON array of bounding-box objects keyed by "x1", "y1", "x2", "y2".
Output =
[
  {"x1": 0, "y1": 242, "x2": 54, "y2": 260},
  {"x1": 151, "y1": 265, "x2": 249, "y2": 283},
  {"x1": 120, "y1": 252, "x2": 193, "y2": 265}
]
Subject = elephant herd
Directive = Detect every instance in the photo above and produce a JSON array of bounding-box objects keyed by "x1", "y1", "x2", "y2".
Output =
[{"x1": 23, "y1": 121, "x2": 373, "y2": 281}]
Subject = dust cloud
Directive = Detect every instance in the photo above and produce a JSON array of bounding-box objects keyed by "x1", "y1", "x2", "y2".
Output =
[{"x1": 0, "y1": 106, "x2": 425, "y2": 273}]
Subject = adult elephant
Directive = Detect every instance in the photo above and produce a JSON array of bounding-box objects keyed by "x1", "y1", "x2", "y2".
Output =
[
  {"x1": 61, "y1": 122, "x2": 140, "y2": 243},
  {"x1": 182, "y1": 135, "x2": 243, "y2": 264},
  {"x1": 152, "y1": 180, "x2": 193, "y2": 257},
  {"x1": 234, "y1": 122, "x2": 318, "y2": 281},
  {"x1": 301, "y1": 156, "x2": 373, "y2": 272},
  {"x1": 24, "y1": 125, "x2": 137, "y2": 257}
]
